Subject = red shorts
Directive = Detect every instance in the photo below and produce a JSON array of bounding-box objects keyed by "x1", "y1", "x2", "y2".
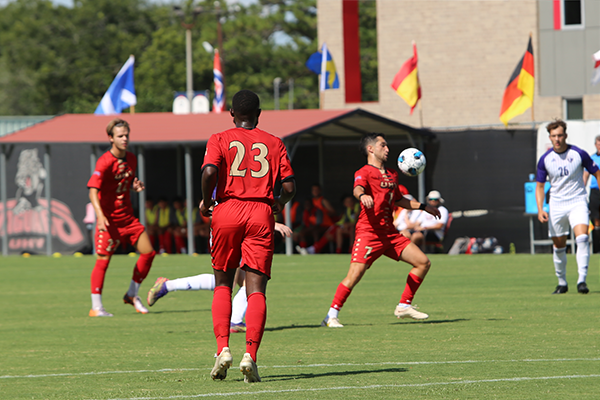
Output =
[
  {"x1": 211, "y1": 199, "x2": 274, "y2": 278},
  {"x1": 95, "y1": 215, "x2": 145, "y2": 256},
  {"x1": 351, "y1": 230, "x2": 411, "y2": 266}
]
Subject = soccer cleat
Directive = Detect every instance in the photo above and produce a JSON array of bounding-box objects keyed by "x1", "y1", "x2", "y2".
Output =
[
  {"x1": 552, "y1": 285, "x2": 568, "y2": 294},
  {"x1": 89, "y1": 308, "x2": 113, "y2": 317},
  {"x1": 295, "y1": 245, "x2": 308, "y2": 255},
  {"x1": 147, "y1": 277, "x2": 169, "y2": 306},
  {"x1": 123, "y1": 294, "x2": 149, "y2": 314},
  {"x1": 210, "y1": 347, "x2": 233, "y2": 380},
  {"x1": 394, "y1": 304, "x2": 429, "y2": 320},
  {"x1": 239, "y1": 353, "x2": 261, "y2": 383},
  {"x1": 321, "y1": 316, "x2": 344, "y2": 328},
  {"x1": 230, "y1": 322, "x2": 246, "y2": 333},
  {"x1": 577, "y1": 282, "x2": 589, "y2": 294}
]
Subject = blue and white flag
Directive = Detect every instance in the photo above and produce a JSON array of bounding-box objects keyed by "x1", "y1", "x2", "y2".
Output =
[
  {"x1": 95, "y1": 55, "x2": 137, "y2": 115},
  {"x1": 305, "y1": 43, "x2": 339, "y2": 92}
]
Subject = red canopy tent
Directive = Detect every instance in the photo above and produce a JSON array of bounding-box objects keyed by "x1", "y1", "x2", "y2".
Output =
[{"x1": 0, "y1": 109, "x2": 433, "y2": 255}]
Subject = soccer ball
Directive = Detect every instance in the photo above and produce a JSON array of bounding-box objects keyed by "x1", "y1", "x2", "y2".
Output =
[{"x1": 397, "y1": 148, "x2": 426, "y2": 177}]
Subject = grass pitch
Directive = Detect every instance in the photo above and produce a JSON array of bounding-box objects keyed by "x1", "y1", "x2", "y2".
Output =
[{"x1": 1, "y1": 253, "x2": 599, "y2": 399}]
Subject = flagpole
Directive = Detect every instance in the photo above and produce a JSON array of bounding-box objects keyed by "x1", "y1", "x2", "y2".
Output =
[
  {"x1": 418, "y1": 101, "x2": 423, "y2": 128},
  {"x1": 319, "y1": 89, "x2": 324, "y2": 110},
  {"x1": 130, "y1": 105, "x2": 135, "y2": 114},
  {"x1": 530, "y1": 32, "x2": 534, "y2": 123}
]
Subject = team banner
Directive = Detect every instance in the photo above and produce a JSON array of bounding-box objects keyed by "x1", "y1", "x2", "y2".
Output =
[{"x1": 0, "y1": 145, "x2": 89, "y2": 255}]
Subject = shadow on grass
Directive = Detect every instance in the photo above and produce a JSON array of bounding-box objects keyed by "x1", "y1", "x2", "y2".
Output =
[
  {"x1": 150, "y1": 309, "x2": 210, "y2": 315},
  {"x1": 263, "y1": 367, "x2": 408, "y2": 382},
  {"x1": 265, "y1": 324, "x2": 323, "y2": 332},
  {"x1": 390, "y1": 318, "x2": 468, "y2": 325}
]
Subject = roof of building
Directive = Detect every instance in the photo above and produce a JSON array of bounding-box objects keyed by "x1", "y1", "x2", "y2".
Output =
[{"x1": 0, "y1": 109, "x2": 433, "y2": 145}]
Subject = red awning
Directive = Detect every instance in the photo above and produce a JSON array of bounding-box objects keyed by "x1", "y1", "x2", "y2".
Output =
[{"x1": 0, "y1": 110, "x2": 353, "y2": 144}]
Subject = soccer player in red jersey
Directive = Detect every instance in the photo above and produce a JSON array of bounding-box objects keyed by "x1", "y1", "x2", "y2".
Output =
[
  {"x1": 87, "y1": 119, "x2": 156, "y2": 317},
  {"x1": 321, "y1": 133, "x2": 440, "y2": 328},
  {"x1": 200, "y1": 90, "x2": 296, "y2": 383}
]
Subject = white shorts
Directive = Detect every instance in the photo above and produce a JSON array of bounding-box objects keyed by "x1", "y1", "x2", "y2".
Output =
[{"x1": 548, "y1": 202, "x2": 589, "y2": 238}]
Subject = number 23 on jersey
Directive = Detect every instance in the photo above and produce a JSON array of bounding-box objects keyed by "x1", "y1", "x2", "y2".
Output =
[{"x1": 229, "y1": 140, "x2": 269, "y2": 178}]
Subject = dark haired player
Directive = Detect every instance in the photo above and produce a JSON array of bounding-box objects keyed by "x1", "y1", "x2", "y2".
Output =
[
  {"x1": 536, "y1": 119, "x2": 600, "y2": 294},
  {"x1": 201, "y1": 90, "x2": 296, "y2": 383},
  {"x1": 87, "y1": 119, "x2": 156, "y2": 317},
  {"x1": 321, "y1": 133, "x2": 440, "y2": 328}
]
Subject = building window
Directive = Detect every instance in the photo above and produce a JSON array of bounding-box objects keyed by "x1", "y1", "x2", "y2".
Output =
[
  {"x1": 564, "y1": 98, "x2": 583, "y2": 120},
  {"x1": 563, "y1": 0, "x2": 583, "y2": 27}
]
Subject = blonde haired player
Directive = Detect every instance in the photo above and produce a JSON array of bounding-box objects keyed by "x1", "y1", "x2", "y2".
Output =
[
  {"x1": 536, "y1": 119, "x2": 600, "y2": 294},
  {"x1": 87, "y1": 119, "x2": 156, "y2": 316}
]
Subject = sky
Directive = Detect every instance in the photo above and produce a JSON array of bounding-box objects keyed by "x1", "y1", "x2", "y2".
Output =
[
  {"x1": 0, "y1": 0, "x2": 256, "y2": 6},
  {"x1": 37, "y1": 0, "x2": 256, "y2": 7}
]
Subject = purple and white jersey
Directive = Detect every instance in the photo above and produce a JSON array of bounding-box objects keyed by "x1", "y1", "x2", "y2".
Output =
[{"x1": 536, "y1": 144, "x2": 599, "y2": 207}]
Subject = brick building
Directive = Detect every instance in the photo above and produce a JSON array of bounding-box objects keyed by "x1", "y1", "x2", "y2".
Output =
[{"x1": 317, "y1": 0, "x2": 600, "y2": 128}]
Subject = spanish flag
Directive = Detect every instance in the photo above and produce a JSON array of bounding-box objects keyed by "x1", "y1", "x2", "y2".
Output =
[
  {"x1": 391, "y1": 42, "x2": 421, "y2": 114},
  {"x1": 499, "y1": 37, "x2": 534, "y2": 126}
]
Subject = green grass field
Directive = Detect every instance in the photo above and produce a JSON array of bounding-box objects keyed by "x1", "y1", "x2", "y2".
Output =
[{"x1": 1, "y1": 253, "x2": 599, "y2": 399}]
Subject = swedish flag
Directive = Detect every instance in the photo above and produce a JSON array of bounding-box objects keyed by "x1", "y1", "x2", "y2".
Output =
[{"x1": 305, "y1": 43, "x2": 339, "y2": 91}]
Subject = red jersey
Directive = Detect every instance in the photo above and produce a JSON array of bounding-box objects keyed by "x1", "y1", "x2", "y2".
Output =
[
  {"x1": 354, "y1": 165, "x2": 403, "y2": 234},
  {"x1": 87, "y1": 151, "x2": 137, "y2": 222},
  {"x1": 202, "y1": 127, "x2": 294, "y2": 203}
]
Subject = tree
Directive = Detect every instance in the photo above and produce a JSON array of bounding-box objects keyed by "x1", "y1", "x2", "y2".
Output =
[
  {"x1": 359, "y1": 0, "x2": 378, "y2": 102},
  {"x1": 0, "y1": 0, "x2": 318, "y2": 115}
]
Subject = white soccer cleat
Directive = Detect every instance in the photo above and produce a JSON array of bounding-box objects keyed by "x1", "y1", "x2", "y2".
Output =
[
  {"x1": 394, "y1": 304, "x2": 429, "y2": 320},
  {"x1": 89, "y1": 308, "x2": 113, "y2": 317},
  {"x1": 239, "y1": 353, "x2": 261, "y2": 383},
  {"x1": 211, "y1": 347, "x2": 233, "y2": 380},
  {"x1": 295, "y1": 245, "x2": 308, "y2": 255},
  {"x1": 123, "y1": 294, "x2": 149, "y2": 314},
  {"x1": 321, "y1": 316, "x2": 344, "y2": 328}
]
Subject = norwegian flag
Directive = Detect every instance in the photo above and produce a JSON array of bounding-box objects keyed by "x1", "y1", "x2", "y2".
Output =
[{"x1": 213, "y1": 49, "x2": 224, "y2": 113}]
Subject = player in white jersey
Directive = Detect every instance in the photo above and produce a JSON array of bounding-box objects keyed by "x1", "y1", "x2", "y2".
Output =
[
  {"x1": 536, "y1": 119, "x2": 600, "y2": 294},
  {"x1": 146, "y1": 222, "x2": 293, "y2": 332}
]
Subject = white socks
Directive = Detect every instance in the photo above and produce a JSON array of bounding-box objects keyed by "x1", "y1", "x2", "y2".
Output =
[
  {"x1": 553, "y1": 247, "x2": 567, "y2": 286},
  {"x1": 166, "y1": 274, "x2": 216, "y2": 292},
  {"x1": 127, "y1": 280, "x2": 140, "y2": 298},
  {"x1": 91, "y1": 294, "x2": 103, "y2": 310},
  {"x1": 576, "y1": 234, "x2": 589, "y2": 284},
  {"x1": 327, "y1": 307, "x2": 339, "y2": 319},
  {"x1": 231, "y1": 286, "x2": 247, "y2": 324}
]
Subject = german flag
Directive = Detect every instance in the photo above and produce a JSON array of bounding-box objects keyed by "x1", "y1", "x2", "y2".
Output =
[
  {"x1": 391, "y1": 42, "x2": 421, "y2": 114},
  {"x1": 499, "y1": 37, "x2": 534, "y2": 126}
]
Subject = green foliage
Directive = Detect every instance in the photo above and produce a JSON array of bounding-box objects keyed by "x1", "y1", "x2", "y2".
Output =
[
  {"x1": 1, "y1": 253, "x2": 599, "y2": 399},
  {"x1": 0, "y1": 0, "x2": 318, "y2": 115},
  {"x1": 359, "y1": 0, "x2": 378, "y2": 102}
]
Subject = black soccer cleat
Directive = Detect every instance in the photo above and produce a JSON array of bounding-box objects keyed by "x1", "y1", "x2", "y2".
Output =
[
  {"x1": 577, "y1": 282, "x2": 589, "y2": 294},
  {"x1": 552, "y1": 285, "x2": 568, "y2": 294}
]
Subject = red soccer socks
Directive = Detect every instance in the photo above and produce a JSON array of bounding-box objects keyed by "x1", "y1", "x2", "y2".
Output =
[
  {"x1": 330, "y1": 283, "x2": 352, "y2": 311},
  {"x1": 400, "y1": 272, "x2": 423, "y2": 305},
  {"x1": 212, "y1": 286, "x2": 233, "y2": 354},
  {"x1": 174, "y1": 235, "x2": 187, "y2": 253},
  {"x1": 91, "y1": 259, "x2": 110, "y2": 294},
  {"x1": 132, "y1": 250, "x2": 155, "y2": 284},
  {"x1": 245, "y1": 292, "x2": 267, "y2": 362}
]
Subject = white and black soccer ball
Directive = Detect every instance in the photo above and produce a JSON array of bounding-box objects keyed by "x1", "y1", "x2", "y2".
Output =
[{"x1": 397, "y1": 148, "x2": 426, "y2": 177}]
